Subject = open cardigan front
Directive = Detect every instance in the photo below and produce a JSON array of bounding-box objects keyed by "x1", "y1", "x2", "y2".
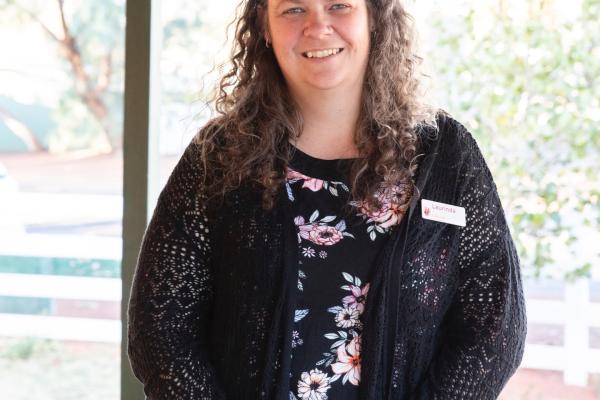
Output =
[{"x1": 127, "y1": 113, "x2": 527, "y2": 399}]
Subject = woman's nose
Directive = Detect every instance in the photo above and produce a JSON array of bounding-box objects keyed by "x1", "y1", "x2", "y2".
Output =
[{"x1": 303, "y1": 11, "x2": 333, "y2": 39}]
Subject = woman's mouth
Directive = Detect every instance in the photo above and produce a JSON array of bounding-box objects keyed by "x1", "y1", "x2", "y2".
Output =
[{"x1": 302, "y1": 48, "x2": 344, "y2": 59}]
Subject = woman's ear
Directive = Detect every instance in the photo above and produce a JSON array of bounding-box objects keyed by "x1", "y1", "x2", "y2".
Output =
[
  {"x1": 365, "y1": 2, "x2": 375, "y2": 33},
  {"x1": 257, "y1": 3, "x2": 272, "y2": 45}
]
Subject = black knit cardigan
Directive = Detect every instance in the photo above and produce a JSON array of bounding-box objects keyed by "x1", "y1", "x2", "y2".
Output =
[{"x1": 127, "y1": 113, "x2": 527, "y2": 399}]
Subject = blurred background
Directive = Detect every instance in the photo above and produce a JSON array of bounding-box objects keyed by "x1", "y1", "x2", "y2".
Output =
[{"x1": 0, "y1": 0, "x2": 598, "y2": 399}]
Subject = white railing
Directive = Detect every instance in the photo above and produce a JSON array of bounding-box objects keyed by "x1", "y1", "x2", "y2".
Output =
[
  {"x1": 0, "y1": 313, "x2": 121, "y2": 343},
  {"x1": 0, "y1": 272, "x2": 122, "y2": 343},
  {"x1": 0, "y1": 232, "x2": 121, "y2": 259},
  {"x1": 0, "y1": 273, "x2": 121, "y2": 301}
]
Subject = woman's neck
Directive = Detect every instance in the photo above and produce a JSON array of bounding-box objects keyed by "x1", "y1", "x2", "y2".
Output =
[{"x1": 289, "y1": 85, "x2": 362, "y2": 160}]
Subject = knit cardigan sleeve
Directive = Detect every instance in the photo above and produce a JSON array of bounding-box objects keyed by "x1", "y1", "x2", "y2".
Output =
[
  {"x1": 127, "y1": 141, "x2": 225, "y2": 399},
  {"x1": 414, "y1": 125, "x2": 527, "y2": 399}
]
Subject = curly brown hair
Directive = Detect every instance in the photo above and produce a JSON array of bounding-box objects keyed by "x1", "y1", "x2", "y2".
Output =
[{"x1": 194, "y1": 0, "x2": 439, "y2": 210}]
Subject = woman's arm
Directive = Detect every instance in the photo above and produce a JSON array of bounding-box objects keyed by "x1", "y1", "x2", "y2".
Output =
[
  {"x1": 414, "y1": 125, "x2": 527, "y2": 399},
  {"x1": 127, "y1": 141, "x2": 225, "y2": 399}
]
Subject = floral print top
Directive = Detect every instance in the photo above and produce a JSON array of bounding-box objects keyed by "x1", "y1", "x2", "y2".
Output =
[{"x1": 286, "y1": 146, "x2": 412, "y2": 400}]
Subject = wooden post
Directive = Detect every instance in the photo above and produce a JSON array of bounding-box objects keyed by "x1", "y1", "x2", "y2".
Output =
[{"x1": 121, "y1": 0, "x2": 161, "y2": 399}]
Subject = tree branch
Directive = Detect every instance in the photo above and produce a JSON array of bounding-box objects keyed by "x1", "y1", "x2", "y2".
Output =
[
  {"x1": 4, "y1": 0, "x2": 116, "y2": 152},
  {"x1": 0, "y1": 107, "x2": 45, "y2": 152},
  {"x1": 54, "y1": 0, "x2": 114, "y2": 152},
  {"x1": 95, "y1": 53, "x2": 112, "y2": 93},
  {"x1": 57, "y1": 0, "x2": 69, "y2": 43},
  {"x1": 6, "y1": 0, "x2": 61, "y2": 42}
]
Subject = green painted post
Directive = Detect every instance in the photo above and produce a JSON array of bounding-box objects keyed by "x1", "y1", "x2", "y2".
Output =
[{"x1": 121, "y1": 0, "x2": 161, "y2": 399}]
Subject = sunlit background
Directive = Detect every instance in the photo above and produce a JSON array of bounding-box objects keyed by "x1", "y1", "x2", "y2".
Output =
[{"x1": 0, "y1": 0, "x2": 598, "y2": 399}]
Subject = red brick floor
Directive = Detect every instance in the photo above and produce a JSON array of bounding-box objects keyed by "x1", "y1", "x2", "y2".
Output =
[{"x1": 500, "y1": 369, "x2": 600, "y2": 400}]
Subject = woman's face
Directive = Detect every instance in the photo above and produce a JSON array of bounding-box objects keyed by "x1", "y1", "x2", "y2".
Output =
[{"x1": 264, "y1": 0, "x2": 371, "y2": 95}]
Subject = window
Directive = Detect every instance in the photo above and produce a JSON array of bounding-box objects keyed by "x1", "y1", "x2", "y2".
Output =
[{"x1": 0, "y1": 1, "x2": 125, "y2": 398}]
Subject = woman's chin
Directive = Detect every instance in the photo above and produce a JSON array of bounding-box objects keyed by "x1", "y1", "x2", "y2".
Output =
[{"x1": 302, "y1": 77, "x2": 348, "y2": 92}]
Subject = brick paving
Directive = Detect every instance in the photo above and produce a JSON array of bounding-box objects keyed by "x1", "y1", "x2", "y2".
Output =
[{"x1": 501, "y1": 369, "x2": 600, "y2": 400}]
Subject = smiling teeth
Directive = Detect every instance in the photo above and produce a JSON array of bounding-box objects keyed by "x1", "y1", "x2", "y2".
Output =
[{"x1": 305, "y1": 48, "x2": 341, "y2": 58}]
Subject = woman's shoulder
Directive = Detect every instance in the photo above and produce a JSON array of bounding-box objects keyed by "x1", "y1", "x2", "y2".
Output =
[
  {"x1": 430, "y1": 110, "x2": 503, "y2": 197},
  {"x1": 164, "y1": 118, "x2": 230, "y2": 199},
  {"x1": 418, "y1": 109, "x2": 488, "y2": 167},
  {"x1": 420, "y1": 110, "x2": 476, "y2": 149},
  {"x1": 155, "y1": 139, "x2": 206, "y2": 217}
]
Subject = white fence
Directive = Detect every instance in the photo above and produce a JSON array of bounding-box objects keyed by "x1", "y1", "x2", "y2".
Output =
[
  {"x1": 521, "y1": 278, "x2": 600, "y2": 386},
  {"x1": 0, "y1": 233, "x2": 122, "y2": 343},
  {"x1": 1, "y1": 233, "x2": 600, "y2": 386}
]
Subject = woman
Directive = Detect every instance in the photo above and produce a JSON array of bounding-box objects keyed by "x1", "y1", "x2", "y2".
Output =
[{"x1": 127, "y1": 0, "x2": 527, "y2": 398}]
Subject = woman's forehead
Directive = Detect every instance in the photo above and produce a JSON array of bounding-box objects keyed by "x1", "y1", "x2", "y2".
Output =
[{"x1": 269, "y1": 0, "x2": 364, "y2": 6}]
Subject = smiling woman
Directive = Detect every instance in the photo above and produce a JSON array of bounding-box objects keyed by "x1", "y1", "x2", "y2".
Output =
[
  {"x1": 264, "y1": 0, "x2": 370, "y2": 94},
  {"x1": 262, "y1": 0, "x2": 372, "y2": 162},
  {"x1": 127, "y1": 0, "x2": 527, "y2": 399}
]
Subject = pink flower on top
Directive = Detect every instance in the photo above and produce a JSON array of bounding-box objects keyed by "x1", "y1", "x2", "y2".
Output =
[
  {"x1": 287, "y1": 168, "x2": 324, "y2": 191},
  {"x1": 294, "y1": 216, "x2": 344, "y2": 246},
  {"x1": 342, "y1": 283, "x2": 370, "y2": 314},
  {"x1": 331, "y1": 335, "x2": 362, "y2": 385},
  {"x1": 352, "y1": 182, "x2": 413, "y2": 228},
  {"x1": 294, "y1": 216, "x2": 315, "y2": 241},
  {"x1": 307, "y1": 225, "x2": 343, "y2": 246}
]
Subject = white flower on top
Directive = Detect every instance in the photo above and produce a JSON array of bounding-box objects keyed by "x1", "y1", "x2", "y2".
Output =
[
  {"x1": 297, "y1": 368, "x2": 331, "y2": 400},
  {"x1": 334, "y1": 304, "x2": 360, "y2": 329}
]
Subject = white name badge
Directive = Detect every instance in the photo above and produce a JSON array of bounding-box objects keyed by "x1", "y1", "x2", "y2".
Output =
[{"x1": 421, "y1": 199, "x2": 466, "y2": 227}]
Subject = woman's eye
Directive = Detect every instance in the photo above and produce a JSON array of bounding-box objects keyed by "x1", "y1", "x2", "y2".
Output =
[
  {"x1": 283, "y1": 7, "x2": 304, "y2": 14},
  {"x1": 330, "y1": 3, "x2": 350, "y2": 10}
]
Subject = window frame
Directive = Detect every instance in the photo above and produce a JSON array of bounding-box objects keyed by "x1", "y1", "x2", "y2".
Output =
[{"x1": 121, "y1": 0, "x2": 161, "y2": 398}]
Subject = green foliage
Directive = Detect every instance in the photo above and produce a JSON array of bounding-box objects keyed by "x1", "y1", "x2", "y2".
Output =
[
  {"x1": 425, "y1": 0, "x2": 600, "y2": 280},
  {"x1": 1, "y1": 337, "x2": 56, "y2": 360}
]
